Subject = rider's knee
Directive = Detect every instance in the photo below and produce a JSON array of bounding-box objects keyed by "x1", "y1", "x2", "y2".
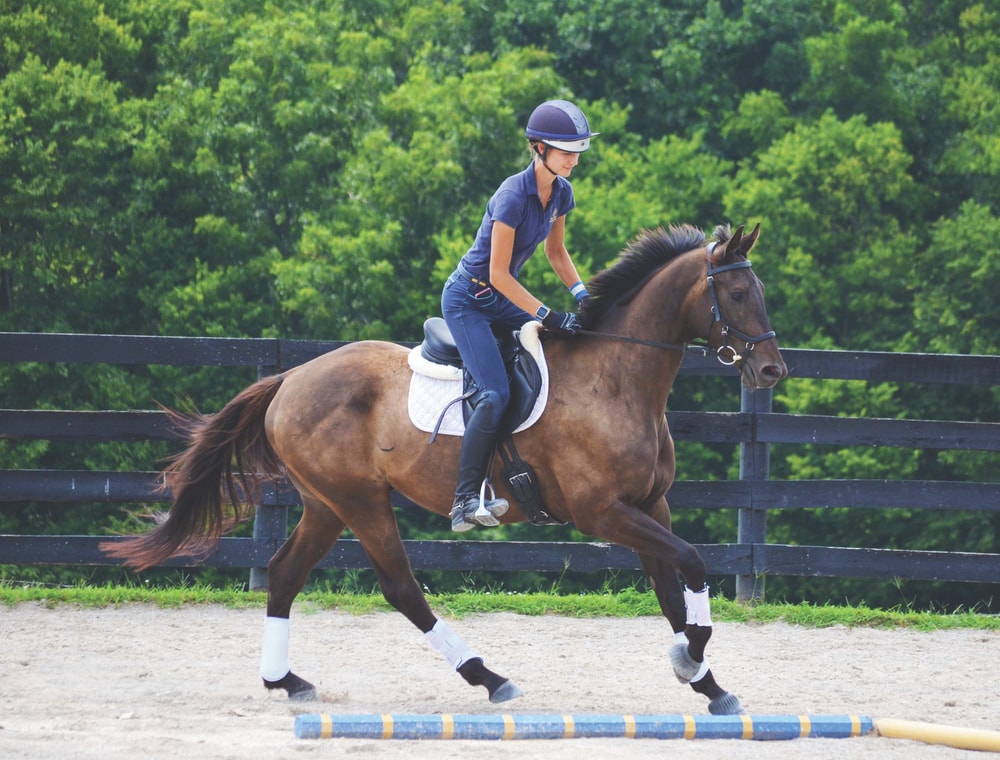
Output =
[
  {"x1": 473, "y1": 388, "x2": 509, "y2": 413},
  {"x1": 470, "y1": 388, "x2": 509, "y2": 430}
]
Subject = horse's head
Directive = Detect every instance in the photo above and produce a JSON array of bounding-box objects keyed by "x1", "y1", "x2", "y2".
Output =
[
  {"x1": 578, "y1": 222, "x2": 787, "y2": 390},
  {"x1": 700, "y1": 223, "x2": 787, "y2": 389}
]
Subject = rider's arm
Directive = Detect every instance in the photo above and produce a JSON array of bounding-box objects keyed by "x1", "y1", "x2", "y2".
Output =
[{"x1": 543, "y1": 215, "x2": 585, "y2": 290}]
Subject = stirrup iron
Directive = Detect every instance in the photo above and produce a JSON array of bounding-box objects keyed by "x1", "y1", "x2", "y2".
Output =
[{"x1": 472, "y1": 479, "x2": 505, "y2": 526}]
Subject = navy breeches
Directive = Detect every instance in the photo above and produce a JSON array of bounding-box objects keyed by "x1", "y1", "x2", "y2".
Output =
[{"x1": 441, "y1": 269, "x2": 532, "y2": 429}]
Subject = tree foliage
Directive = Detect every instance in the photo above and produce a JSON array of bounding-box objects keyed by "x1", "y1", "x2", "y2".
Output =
[{"x1": 2, "y1": 0, "x2": 998, "y2": 608}]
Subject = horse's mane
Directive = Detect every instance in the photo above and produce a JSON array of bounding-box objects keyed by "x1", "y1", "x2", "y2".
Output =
[{"x1": 578, "y1": 223, "x2": 733, "y2": 329}]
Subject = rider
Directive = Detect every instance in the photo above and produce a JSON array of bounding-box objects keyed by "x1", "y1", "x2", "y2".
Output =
[{"x1": 442, "y1": 99, "x2": 598, "y2": 532}]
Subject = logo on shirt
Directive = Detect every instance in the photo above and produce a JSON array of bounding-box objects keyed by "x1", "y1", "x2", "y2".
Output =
[{"x1": 550, "y1": 208, "x2": 559, "y2": 224}]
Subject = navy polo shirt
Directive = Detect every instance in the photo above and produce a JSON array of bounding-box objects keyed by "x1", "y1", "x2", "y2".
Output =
[{"x1": 459, "y1": 163, "x2": 575, "y2": 281}]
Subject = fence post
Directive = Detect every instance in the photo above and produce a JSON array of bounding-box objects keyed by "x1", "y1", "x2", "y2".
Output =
[
  {"x1": 249, "y1": 363, "x2": 286, "y2": 592},
  {"x1": 735, "y1": 386, "x2": 771, "y2": 603}
]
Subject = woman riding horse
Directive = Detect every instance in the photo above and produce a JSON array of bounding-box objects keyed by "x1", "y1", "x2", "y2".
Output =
[{"x1": 443, "y1": 99, "x2": 595, "y2": 532}]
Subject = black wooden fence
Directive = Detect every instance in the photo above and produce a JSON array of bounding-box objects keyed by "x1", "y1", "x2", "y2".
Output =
[{"x1": 2, "y1": 331, "x2": 999, "y2": 601}]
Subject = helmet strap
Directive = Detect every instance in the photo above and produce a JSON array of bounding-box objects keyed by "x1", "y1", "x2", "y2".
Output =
[{"x1": 534, "y1": 143, "x2": 559, "y2": 177}]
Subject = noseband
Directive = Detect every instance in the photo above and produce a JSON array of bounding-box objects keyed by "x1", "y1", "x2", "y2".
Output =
[{"x1": 577, "y1": 246, "x2": 777, "y2": 367}]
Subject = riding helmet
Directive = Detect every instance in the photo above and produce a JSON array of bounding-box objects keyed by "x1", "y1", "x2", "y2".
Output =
[{"x1": 525, "y1": 100, "x2": 599, "y2": 153}]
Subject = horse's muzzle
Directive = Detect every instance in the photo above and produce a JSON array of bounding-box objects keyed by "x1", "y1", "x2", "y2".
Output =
[{"x1": 740, "y1": 353, "x2": 788, "y2": 389}]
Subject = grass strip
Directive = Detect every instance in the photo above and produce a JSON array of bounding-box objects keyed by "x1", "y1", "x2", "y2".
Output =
[{"x1": 1, "y1": 583, "x2": 997, "y2": 631}]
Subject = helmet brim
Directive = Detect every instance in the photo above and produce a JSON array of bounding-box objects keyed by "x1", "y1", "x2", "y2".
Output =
[{"x1": 538, "y1": 135, "x2": 598, "y2": 153}]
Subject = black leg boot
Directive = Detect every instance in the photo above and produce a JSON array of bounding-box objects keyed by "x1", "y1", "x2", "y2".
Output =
[{"x1": 451, "y1": 396, "x2": 509, "y2": 532}]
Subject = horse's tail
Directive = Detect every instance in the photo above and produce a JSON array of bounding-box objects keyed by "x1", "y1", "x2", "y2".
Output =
[{"x1": 100, "y1": 373, "x2": 287, "y2": 571}]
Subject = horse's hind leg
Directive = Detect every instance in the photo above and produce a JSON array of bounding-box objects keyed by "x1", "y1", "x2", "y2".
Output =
[
  {"x1": 348, "y1": 497, "x2": 523, "y2": 704},
  {"x1": 261, "y1": 492, "x2": 346, "y2": 701}
]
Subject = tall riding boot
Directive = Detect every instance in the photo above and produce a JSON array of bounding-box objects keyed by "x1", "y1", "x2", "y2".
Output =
[{"x1": 451, "y1": 395, "x2": 509, "y2": 532}]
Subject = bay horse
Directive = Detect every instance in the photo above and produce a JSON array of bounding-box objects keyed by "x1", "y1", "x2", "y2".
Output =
[{"x1": 102, "y1": 222, "x2": 786, "y2": 715}]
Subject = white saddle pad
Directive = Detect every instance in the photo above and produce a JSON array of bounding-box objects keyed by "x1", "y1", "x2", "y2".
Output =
[{"x1": 407, "y1": 321, "x2": 549, "y2": 437}]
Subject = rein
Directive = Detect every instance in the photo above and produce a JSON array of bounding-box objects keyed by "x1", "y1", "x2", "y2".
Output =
[
  {"x1": 575, "y1": 329, "x2": 712, "y2": 357},
  {"x1": 576, "y1": 249, "x2": 777, "y2": 367}
]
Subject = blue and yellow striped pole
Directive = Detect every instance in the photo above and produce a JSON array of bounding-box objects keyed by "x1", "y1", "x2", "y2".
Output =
[{"x1": 294, "y1": 713, "x2": 873, "y2": 741}]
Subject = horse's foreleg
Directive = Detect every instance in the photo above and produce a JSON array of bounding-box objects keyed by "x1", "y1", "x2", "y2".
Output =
[
  {"x1": 353, "y1": 509, "x2": 524, "y2": 704},
  {"x1": 639, "y1": 549, "x2": 745, "y2": 715},
  {"x1": 262, "y1": 497, "x2": 345, "y2": 701},
  {"x1": 590, "y1": 497, "x2": 744, "y2": 715}
]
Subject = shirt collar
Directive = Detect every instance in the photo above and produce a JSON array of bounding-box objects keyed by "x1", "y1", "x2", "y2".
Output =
[
  {"x1": 523, "y1": 162, "x2": 540, "y2": 198},
  {"x1": 523, "y1": 161, "x2": 559, "y2": 200}
]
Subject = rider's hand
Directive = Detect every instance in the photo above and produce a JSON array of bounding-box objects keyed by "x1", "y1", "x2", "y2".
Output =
[{"x1": 542, "y1": 309, "x2": 582, "y2": 335}]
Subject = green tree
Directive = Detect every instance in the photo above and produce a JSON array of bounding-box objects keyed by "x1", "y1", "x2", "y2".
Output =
[
  {"x1": 0, "y1": 0, "x2": 140, "y2": 81},
  {"x1": 800, "y1": 1, "x2": 911, "y2": 128},
  {"x1": 0, "y1": 55, "x2": 138, "y2": 330},
  {"x1": 724, "y1": 111, "x2": 918, "y2": 350},
  {"x1": 143, "y1": 4, "x2": 396, "y2": 338},
  {"x1": 938, "y1": 3, "x2": 1000, "y2": 209}
]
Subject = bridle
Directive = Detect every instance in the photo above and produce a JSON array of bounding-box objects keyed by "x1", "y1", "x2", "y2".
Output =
[
  {"x1": 705, "y1": 257, "x2": 776, "y2": 365},
  {"x1": 576, "y1": 246, "x2": 777, "y2": 367}
]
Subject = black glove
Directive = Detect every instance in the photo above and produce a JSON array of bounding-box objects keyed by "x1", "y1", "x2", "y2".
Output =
[{"x1": 542, "y1": 309, "x2": 582, "y2": 335}]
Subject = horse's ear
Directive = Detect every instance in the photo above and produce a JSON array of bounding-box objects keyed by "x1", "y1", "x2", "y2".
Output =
[
  {"x1": 719, "y1": 223, "x2": 761, "y2": 260},
  {"x1": 740, "y1": 223, "x2": 761, "y2": 256},
  {"x1": 715, "y1": 225, "x2": 745, "y2": 263}
]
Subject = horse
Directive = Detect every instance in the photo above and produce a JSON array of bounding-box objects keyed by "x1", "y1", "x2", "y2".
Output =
[{"x1": 102, "y1": 222, "x2": 787, "y2": 715}]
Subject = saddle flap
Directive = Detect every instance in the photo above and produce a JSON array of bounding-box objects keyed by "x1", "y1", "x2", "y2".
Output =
[{"x1": 497, "y1": 333, "x2": 543, "y2": 437}]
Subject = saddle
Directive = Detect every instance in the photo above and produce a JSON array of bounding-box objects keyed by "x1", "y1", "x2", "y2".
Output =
[
  {"x1": 409, "y1": 317, "x2": 564, "y2": 526},
  {"x1": 419, "y1": 317, "x2": 542, "y2": 435}
]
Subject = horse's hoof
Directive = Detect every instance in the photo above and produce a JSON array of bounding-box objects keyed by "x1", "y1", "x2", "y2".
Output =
[
  {"x1": 668, "y1": 642, "x2": 700, "y2": 684},
  {"x1": 289, "y1": 685, "x2": 319, "y2": 702},
  {"x1": 708, "y1": 691, "x2": 746, "y2": 715},
  {"x1": 488, "y1": 679, "x2": 524, "y2": 704},
  {"x1": 264, "y1": 671, "x2": 318, "y2": 701}
]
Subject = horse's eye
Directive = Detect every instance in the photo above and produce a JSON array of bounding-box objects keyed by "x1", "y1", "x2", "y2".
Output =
[{"x1": 730, "y1": 289, "x2": 746, "y2": 302}]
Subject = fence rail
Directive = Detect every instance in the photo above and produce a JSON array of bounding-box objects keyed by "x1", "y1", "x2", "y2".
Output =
[{"x1": 2, "y1": 331, "x2": 999, "y2": 600}]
